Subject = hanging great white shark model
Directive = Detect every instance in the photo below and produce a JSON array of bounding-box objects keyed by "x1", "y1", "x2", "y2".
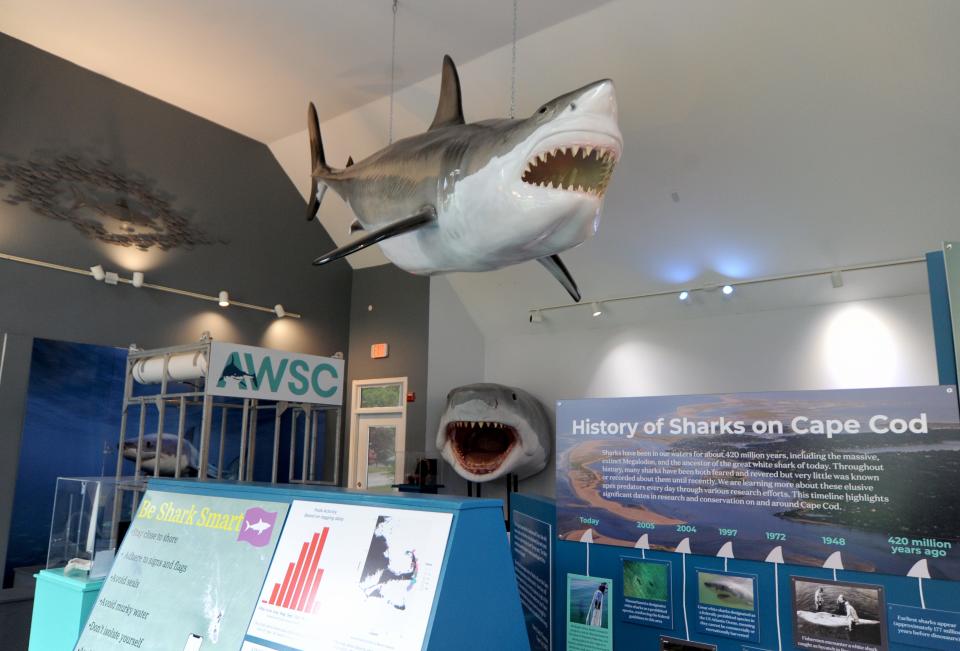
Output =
[{"x1": 306, "y1": 55, "x2": 622, "y2": 301}]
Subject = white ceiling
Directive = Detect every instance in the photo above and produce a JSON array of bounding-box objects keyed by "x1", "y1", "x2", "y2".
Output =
[
  {"x1": 6, "y1": 0, "x2": 960, "y2": 339},
  {"x1": 0, "y1": 0, "x2": 608, "y2": 143},
  {"x1": 269, "y1": 0, "x2": 960, "y2": 336}
]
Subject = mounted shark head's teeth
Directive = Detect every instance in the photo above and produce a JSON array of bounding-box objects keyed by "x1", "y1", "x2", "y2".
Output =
[
  {"x1": 521, "y1": 144, "x2": 619, "y2": 196},
  {"x1": 445, "y1": 420, "x2": 519, "y2": 475}
]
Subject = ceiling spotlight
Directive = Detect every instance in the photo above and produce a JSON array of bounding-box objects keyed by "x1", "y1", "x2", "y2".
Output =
[
  {"x1": 90, "y1": 265, "x2": 105, "y2": 281},
  {"x1": 722, "y1": 284, "x2": 734, "y2": 296},
  {"x1": 131, "y1": 272, "x2": 144, "y2": 288},
  {"x1": 831, "y1": 271, "x2": 843, "y2": 288},
  {"x1": 274, "y1": 304, "x2": 286, "y2": 318},
  {"x1": 591, "y1": 302, "x2": 603, "y2": 317},
  {"x1": 104, "y1": 271, "x2": 119, "y2": 286},
  {"x1": 529, "y1": 310, "x2": 543, "y2": 323},
  {"x1": 218, "y1": 291, "x2": 230, "y2": 307},
  {"x1": 678, "y1": 290, "x2": 690, "y2": 301}
]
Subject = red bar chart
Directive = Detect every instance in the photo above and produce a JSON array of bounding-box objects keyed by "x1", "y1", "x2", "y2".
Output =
[{"x1": 263, "y1": 527, "x2": 329, "y2": 613}]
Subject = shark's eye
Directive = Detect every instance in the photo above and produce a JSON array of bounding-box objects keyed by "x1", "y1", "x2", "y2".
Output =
[
  {"x1": 569, "y1": 102, "x2": 577, "y2": 111},
  {"x1": 512, "y1": 393, "x2": 517, "y2": 400}
]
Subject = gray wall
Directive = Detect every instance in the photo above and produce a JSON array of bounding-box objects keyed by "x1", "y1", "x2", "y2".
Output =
[
  {"x1": 345, "y1": 265, "x2": 430, "y2": 485},
  {"x1": 0, "y1": 35, "x2": 352, "y2": 577}
]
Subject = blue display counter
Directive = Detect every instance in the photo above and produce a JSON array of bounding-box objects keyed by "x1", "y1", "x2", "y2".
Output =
[
  {"x1": 68, "y1": 479, "x2": 528, "y2": 651},
  {"x1": 29, "y1": 568, "x2": 104, "y2": 651}
]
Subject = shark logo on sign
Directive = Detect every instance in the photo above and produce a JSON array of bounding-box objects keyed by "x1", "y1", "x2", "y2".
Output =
[
  {"x1": 217, "y1": 354, "x2": 260, "y2": 390},
  {"x1": 237, "y1": 507, "x2": 278, "y2": 548},
  {"x1": 206, "y1": 343, "x2": 345, "y2": 406}
]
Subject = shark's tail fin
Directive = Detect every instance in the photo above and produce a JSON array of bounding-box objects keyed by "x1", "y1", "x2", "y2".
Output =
[{"x1": 307, "y1": 102, "x2": 331, "y2": 221}]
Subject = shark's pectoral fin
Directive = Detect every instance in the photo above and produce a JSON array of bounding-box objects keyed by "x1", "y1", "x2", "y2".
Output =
[
  {"x1": 538, "y1": 255, "x2": 582, "y2": 302},
  {"x1": 429, "y1": 55, "x2": 465, "y2": 130},
  {"x1": 313, "y1": 207, "x2": 437, "y2": 266}
]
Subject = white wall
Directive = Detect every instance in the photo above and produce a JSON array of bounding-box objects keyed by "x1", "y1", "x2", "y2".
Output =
[
  {"x1": 481, "y1": 293, "x2": 939, "y2": 498},
  {"x1": 426, "y1": 276, "x2": 485, "y2": 494}
]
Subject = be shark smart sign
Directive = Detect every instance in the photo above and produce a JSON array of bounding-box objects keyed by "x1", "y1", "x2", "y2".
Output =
[
  {"x1": 206, "y1": 343, "x2": 344, "y2": 406},
  {"x1": 75, "y1": 490, "x2": 289, "y2": 651}
]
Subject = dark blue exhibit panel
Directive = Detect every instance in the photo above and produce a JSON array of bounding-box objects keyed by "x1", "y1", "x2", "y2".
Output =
[
  {"x1": 149, "y1": 479, "x2": 529, "y2": 651},
  {"x1": 513, "y1": 494, "x2": 960, "y2": 651}
]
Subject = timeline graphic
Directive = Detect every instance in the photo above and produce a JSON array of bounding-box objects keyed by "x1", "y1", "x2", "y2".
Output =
[{"x1": 264, "y1": 527, "x2": 330, "y2": 613}]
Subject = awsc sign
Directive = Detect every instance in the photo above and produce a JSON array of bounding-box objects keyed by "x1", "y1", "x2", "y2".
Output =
[{"x1": 206, "y1": 343, "x2": 344, "y2": 406}]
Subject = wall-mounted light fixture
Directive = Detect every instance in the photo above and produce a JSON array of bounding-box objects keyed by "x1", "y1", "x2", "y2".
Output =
[
  {"x1": 527, "y1": 255, "x2": 925, "y2": 323},
  {"x1": 0, "y1": 251, "x2": 301, "y2": 319}
]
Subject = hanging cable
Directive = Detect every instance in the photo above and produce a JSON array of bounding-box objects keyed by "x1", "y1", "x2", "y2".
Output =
[
  {"x1": 509, "y1": 0, "x2": 518, "y2": 118},
  {"x1": 388, "y1": 0, "x2": 399, "y2": 144}
]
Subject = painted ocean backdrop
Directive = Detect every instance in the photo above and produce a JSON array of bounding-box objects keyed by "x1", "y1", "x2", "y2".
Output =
[
  {"x1": 556, "y1": 386, "x2": 960, "y2": 579},
  {"x1": 4, "y1": 337, "x2": 324, "y2": 586}
]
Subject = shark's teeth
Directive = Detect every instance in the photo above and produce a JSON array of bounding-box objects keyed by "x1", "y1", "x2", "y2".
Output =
[{"x1": 521, "y1": 144, "x2": 618, "y2": 196}]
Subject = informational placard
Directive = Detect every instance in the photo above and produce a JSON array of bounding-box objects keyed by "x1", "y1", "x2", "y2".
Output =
[
  {"x1": 555, "y1": 386, "x2": 960, "y2": 578},
  {"x1": 511, "y1": 511, "x2": 553, "y2": 651},
  {"x1": 621, "y1": 557, "x2": 673, "y2": 629},
  {"x1": 75, "y1": 490, "x2": 288, "y2": 651},
  {"x1": 791, "y1": 577, "x2": 887, "y2": 651},
  {"x1": 888, "y1": 603, "x2": 960, "y2": 650},
  {"x1": 694, "y1": 569, "x2": 759, "y2": 643},
  {"x1": 207, "y1": 342, "x2": 344, "y2": 406},
  {"x1": 243, "y1": 499, "x2": 452, "y2": 651},
  {"x1": 566, "y1": 573, "x2": 613, "y2": 651}
]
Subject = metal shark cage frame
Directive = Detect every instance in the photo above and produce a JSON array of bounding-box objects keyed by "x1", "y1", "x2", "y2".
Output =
[{"x1": 110, "y1": 334, "x2": 342, "y2": 540}]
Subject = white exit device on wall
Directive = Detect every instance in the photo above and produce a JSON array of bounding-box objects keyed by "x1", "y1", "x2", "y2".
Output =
[{"x1": 371, "y1": 343, "x2": 389, "y2": 359}]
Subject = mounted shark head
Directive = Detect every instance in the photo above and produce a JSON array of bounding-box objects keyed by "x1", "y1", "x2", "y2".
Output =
[
  {"x1": 308, "y1": 56, "x2": 623, "y2": 302},
  {"x1": 436, "y1": 383, "x2": 551, "y2": 482}
]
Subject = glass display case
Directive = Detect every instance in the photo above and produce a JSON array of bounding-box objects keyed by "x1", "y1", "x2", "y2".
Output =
[
  {"x1": 46, "y1": 476, "x2": 137, "y2": 577},
  {"x1": 394, "y1": 452, "x2": 444, "y2": 493}
]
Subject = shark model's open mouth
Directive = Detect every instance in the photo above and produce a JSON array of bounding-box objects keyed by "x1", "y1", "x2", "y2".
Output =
[
  {"x1": 446, "y1": 420, "x2": 518, "y2": 476},
  {"x1": 521, "y1": 145, "x2": 618, "y2": 196}
]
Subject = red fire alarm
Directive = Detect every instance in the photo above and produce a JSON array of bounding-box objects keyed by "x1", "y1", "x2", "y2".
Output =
[
  {"x1": 370, "y1": 343, "x2": 389, "y2": 359},
  {"x1": 407, "y1": 392, "x2": 416, "y2": 403}
]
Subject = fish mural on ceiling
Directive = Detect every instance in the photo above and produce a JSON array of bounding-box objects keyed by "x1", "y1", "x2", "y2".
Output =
[{"x1": 307, "y1": 55, "x2": 622, "y2": 301}]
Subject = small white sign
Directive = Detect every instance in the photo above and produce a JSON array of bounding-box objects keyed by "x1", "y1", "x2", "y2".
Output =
[
  {"x1": 207, "y1": 343, "x2": 345, "y2": 406},
  {"x1": 245, "y1": 500, "x2": 452, "y2": 651}
]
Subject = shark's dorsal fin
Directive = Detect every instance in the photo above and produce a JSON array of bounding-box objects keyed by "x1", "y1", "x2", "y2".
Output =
[
  {"x1": 346, "y1": 156, "x2": 354, "y2": 167},
  {"x1": 429, "y1": 55, "x2": 465, "y2": 131},
  {"x1": 314, "y1": 207, "x2": 437, "y2": 266},
  {"x1": 349, "y1": 219, "x2": 364, "y2": 234}
]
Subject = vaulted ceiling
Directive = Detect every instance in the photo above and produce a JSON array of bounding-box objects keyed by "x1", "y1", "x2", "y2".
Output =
[
  {"x1": 5, "y1": 0, "x2": 960, "y2": 337},
  {"x1": 0, "y1": 0, "x2": 608, "y2": 142}
]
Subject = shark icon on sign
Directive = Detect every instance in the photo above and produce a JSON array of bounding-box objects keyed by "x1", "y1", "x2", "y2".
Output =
[{"x1": 237, "y1": 508, "x2": 278, "y2": 548}]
